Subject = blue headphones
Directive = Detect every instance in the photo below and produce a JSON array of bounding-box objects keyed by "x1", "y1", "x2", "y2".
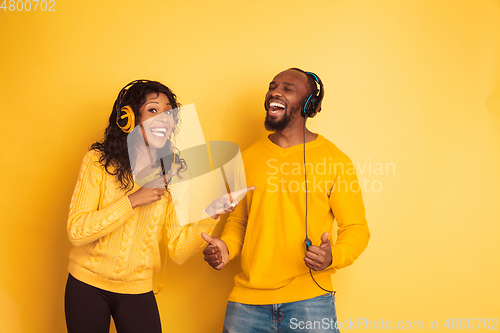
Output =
[{"x1": 302, "y1": 72, "x2": 324, "y2": 118}]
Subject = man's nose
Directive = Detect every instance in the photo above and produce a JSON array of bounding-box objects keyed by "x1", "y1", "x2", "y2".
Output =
[{"x1": 271, "y1": 88, "x2": 283, "y2": 97}]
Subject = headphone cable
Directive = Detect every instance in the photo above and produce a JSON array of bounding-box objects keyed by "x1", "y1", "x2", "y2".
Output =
[{"x1": 303, "y1": 119, "x2": 336, "y2": 296}]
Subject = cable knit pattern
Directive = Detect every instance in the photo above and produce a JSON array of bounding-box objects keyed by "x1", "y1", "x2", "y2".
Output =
[{"x1": 67, "y1": 150, "x2": 219, "y2": 294}]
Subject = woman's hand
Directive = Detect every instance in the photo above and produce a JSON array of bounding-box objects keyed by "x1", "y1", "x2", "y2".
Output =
[
  {"x1": 205, "y1": 186, "x2": 256, "y2": 219},
  {"x1": 128, "y1": 172, "x2": 175, "y2": 209}
]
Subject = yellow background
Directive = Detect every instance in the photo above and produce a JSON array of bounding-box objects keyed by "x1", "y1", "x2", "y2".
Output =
[{"x1": 1, "y1": 0, "x2": 499, "y2": 332}]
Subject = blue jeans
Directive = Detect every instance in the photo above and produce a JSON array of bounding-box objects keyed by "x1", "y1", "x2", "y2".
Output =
[{"x1": 223, "y1": 293, "x2": 340, "y2": 333}]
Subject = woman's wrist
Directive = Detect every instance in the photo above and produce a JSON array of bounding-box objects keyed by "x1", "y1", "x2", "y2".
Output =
[
  {"x1": 128, "y1": 194, "x2": 137, "y2": 209},
  {"x1": 205, "y1": 208, "x2": 219, "y2": 220}
]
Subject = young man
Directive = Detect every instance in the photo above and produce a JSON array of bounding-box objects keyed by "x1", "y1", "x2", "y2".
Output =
[{"x1": 202, "y1": 68, "x2": 370, "y2": 332}]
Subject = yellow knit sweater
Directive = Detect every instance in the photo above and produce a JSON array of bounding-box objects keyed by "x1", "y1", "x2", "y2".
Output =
[
  {"x1": 221, "y1": 134, "x2": 370, "y2": 304},
  {"x1": 67, "y1": 150, "x2": 218, "y2": 294}
]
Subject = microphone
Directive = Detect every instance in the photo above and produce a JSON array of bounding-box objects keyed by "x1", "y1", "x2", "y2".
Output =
[{"x1": 304, "y1": 237, "x2": 312, "y2": 251}]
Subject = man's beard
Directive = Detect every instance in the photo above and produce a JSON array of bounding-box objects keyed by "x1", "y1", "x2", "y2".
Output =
[{"x1": 264, "y1": 103, "x2": 301, "y2": 132}]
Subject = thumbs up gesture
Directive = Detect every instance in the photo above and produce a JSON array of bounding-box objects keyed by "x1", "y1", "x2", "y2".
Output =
[
  {"x1": 201, "y1": 232, "x2": 229, "y2": 270},
  {"x1": 304, "y1": 232, "x2": 333, "y2": 271}
]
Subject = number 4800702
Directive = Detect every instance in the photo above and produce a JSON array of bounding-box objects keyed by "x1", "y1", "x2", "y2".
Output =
[{"x1": 1, "y1": 0, "x2": 56, "y2": 11}]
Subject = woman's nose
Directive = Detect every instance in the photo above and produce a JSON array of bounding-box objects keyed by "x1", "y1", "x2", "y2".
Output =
[{"x1": 156, "y1": 112, "x2": 170, "y2": 121}]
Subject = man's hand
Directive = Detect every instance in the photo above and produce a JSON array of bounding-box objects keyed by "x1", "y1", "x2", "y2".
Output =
[
  {"x1": 201, "y1": 232, "x2": 229, "y2": 270},
  {"x1": 304, "y1": 232, "x2": 333, "y2": 271}
]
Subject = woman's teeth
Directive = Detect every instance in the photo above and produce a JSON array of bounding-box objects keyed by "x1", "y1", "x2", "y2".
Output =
[{"x1": 151, "y1": 128, "x2": 167, "y2": 137}]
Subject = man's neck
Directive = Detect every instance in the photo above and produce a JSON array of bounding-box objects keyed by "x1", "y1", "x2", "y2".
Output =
[{"x1": 268, "y1": 126, "x2": 318, "y2": 149}]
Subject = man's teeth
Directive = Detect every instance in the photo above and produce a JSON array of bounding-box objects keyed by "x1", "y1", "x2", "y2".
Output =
[
  {"x1": 270, "y1": 101, "x2": 285, "y2": 109},
  {"x1": 151, "y1": 128, "x2": 166, "y2": 137}
]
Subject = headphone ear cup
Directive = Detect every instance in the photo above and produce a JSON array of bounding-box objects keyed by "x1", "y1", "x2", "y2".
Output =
[
  {"x1": 302, "y1": 94, "x2": 315, "y2": 118},
  {"x1": 116, "y1": 105, "x2": 135, "y2": 133},
  {"x1": 304, "y1": 71, "x2": 324, "y2": 118},
  {"x1": 304, "y1": 96, "x2": 321, "y2": 118}
]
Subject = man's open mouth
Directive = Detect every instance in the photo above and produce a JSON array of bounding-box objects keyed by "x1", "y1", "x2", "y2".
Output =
[{"x1": 268, "y1": 101, "x2": 286, "y2": 114}]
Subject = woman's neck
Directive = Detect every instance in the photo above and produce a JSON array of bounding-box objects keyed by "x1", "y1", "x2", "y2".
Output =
[{"x1": 133, "y1": 146, "x2": 157, "y2": 175}]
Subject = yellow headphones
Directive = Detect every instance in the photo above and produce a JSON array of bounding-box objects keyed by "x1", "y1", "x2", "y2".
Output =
[
  {"x1": 116, "y1": 105, "x2": 136, "y2": 133},
  {"x1": 114, "y1": 79, "x2": 152, "y2": 133}
]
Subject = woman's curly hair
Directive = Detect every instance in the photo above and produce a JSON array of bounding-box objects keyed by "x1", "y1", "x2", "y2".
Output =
[{"x1": 90, "y1": 80, "x2": 186, "y2": 191}]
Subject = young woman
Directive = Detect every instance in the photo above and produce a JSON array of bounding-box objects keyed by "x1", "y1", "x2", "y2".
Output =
[{"x1": 64, "y1": 80, "x2": 248, "y2": 333}]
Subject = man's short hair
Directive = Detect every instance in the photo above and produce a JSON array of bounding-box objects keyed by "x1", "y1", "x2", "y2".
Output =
[{"x1": 288, "y1": 68, "x2": 318, "y2": 96}]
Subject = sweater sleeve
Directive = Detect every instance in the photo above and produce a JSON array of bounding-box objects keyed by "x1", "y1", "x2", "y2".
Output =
[
  {"x1": 329, "y1": 155, "x2": 370, "y2": 269},
  {"x1": 219, "y1": 153, "x2": 249, "y2": 261},
  {"x1": 220, "y1": 195, "x2": 248, "y2": 261},
  {"x1": 67, "y1": 151, "x2": 136, "y2": 247},
  {"x1": 165, "y1": 178, "x2": 219, "y2": 265}
]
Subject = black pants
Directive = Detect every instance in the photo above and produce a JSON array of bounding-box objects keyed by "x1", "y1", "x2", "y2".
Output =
[{"x1": 65, "y1": 274, "x2": 162, "y2": 333}]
